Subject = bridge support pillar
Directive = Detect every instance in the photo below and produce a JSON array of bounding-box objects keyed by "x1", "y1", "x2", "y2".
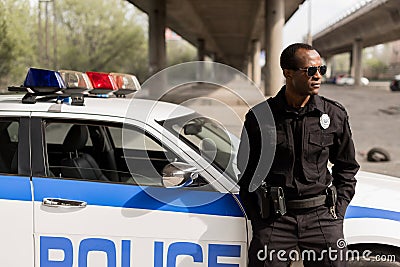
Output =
[
  {"x1": 198, "y1": 38, "x2": 205, "y2": 61},
  {"x1": 149, "y1": 0, "x2": 166, "y2": 76},
  {"x1": 351, "y1": 38, "x2": 363, "y2": 86},
  {"x1": 263, "y1": 0, "x2": 284, "y2": 96},
  {"x1": 196, "y1": 38, "x2": 206, "y2": 81},
  {"x1": 251, "y1": 39, "x2": 261, "y2": 87},
  {"x1": 325, "y1": 56, "x2": 333, "y2": 79},
  {"x1": 246, "y1": 56, "x2": 253, "y2": 78}
]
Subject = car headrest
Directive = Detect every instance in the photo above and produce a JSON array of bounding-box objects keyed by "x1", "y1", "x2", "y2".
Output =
[{"x1": 63, "y1": 125, "x2": 89, "y2": 152}]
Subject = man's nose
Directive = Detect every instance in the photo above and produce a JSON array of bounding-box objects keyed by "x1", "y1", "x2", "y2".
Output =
[{"x1": 313, "y1": 70, "x2": 322, "y2": 79}]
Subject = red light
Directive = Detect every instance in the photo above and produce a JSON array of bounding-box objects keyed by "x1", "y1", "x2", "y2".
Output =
[
  {"x1": 114, "y1": 75, "x2": 125, "y2": 89},
  {"x1": 86, "y1": 72, "x2": 117, "y2": 91},
  {"x1": 109, "y1": 73, "x2": 140, "y2": 90}
]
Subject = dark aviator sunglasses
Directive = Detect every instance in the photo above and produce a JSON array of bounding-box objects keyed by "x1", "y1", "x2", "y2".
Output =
[{"x1": 294, "y1": 65, "x2": 327, "y2": 77}]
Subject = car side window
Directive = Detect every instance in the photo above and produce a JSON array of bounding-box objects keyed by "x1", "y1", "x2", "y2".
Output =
[
  {"x1": 108, "y1": 126, "x2": 165, "y2": 151},
  {"x1": 0, "y1": 119, "x2": 19, "y2": 175},
  {"x1": 45, "y1": 120, "x2": 207, "y2": 187},
  {"x1": 161, "y1": 115, "x2": 239, "y2": 181}
]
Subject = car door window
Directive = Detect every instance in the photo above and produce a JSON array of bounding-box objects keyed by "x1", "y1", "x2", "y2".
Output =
[
  {"x1": 0, "y1": 119, "x2": 19, "y2": 174},
  {"x1": 45, "y1": 120, "x2": 207, "y2": 187}
]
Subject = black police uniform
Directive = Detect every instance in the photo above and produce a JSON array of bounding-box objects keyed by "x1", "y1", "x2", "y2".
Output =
[{"x1": 238, "y1": 86, "x2": 360, "y2": 267}]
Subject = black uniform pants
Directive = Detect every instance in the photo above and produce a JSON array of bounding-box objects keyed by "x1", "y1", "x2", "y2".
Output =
[{"x1": 248, "y1": 205, "x2": 347, "y2": 267}]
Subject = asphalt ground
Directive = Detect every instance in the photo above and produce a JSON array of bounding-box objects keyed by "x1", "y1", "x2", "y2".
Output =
[
  {"x1": 317, "y1": 82, "x2": 400, "y2": 178},
  {"x1": 156, "y1": 79, "x2": 400, "y2": 179}
]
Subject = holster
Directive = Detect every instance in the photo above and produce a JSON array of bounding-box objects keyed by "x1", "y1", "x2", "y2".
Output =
[
  {"x1": 326, "y1": 185, "x2": 337, "y2": 207},
  {"x1": 257, "y1": 184, "x2": 286, "y2": 219},
  {"x1": 272, "y1": 187, "x2": 287, "y2": 216}
]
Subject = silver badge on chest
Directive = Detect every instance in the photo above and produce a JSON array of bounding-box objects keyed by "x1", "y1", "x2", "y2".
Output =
[{"x1": 320, "y1": 114, "x2": 330, "y2": 129}]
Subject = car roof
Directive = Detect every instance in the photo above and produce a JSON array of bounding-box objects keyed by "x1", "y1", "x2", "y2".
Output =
[{"x1": 0, "y1": 94, "x2": 195, "y2": 121}]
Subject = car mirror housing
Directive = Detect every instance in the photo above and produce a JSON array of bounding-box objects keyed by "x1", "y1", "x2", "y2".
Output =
[
  {"x1": 161, "y1": 162, "x2": 198, "y2": 188},
  {"x1": 183, "y1": 123, "x2": 202, "y2": 135}
]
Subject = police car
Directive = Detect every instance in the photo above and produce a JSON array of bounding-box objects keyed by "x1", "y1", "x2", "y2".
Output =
[{"x1": 0, "y1": 68, "x2": 399, "y2": 266}]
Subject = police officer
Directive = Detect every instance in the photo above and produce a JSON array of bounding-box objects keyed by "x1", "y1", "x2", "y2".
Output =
[{"x1": 238, "y1": 43, "x2": 360, "y2": 267}]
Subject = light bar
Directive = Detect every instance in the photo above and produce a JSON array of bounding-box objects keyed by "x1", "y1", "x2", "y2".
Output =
[
  {"x1": 86, "y1": 71, "x2": 117, "y2": 95},
  {"x1": 109, "y1": 72, "x2": 141, "y2": 96},
  {"x1": 23, "y1": 68, "x2": 65, "y2": 93},
  {"x1": 58, "y1": 70, "x2": 92, "y2": 94}
]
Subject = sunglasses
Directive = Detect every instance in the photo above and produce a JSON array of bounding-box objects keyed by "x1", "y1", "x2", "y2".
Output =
[{"x1": 295, "y1": 65, "x2": 327, "y2": 77}]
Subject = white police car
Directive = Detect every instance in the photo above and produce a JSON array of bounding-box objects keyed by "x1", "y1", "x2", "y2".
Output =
[{"x1": 0, "y1": 68, "x2": 399, "y2": 266}]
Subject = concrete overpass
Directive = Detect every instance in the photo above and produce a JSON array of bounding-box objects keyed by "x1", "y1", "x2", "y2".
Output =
[
  {"x1": 127, "y1": 0, "x2": 305, "y2": 95},
  {"x1": 313, "y1": 0, "x2": 400, "y2": 85}
]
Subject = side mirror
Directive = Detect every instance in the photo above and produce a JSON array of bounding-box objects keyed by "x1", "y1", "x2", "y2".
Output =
[
  {"x1": 161, "y1": 162, "x2": 199, "y2": 188},
  {"x1": 183, "y1": 121, "x2": 202, "y2": 135}
]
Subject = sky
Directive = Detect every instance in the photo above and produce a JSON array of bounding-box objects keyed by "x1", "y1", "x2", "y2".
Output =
[{"x1": 283, "y1": 0, "x2": 367, "y2": 48}]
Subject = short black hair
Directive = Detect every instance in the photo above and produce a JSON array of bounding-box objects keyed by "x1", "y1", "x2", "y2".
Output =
[{"x1": 280, "y1": 43, "x2": 316, "y2": 70}]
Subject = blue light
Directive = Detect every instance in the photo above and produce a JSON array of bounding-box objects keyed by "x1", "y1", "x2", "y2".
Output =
[
  {"x1": 96, "y1": 94, "x2": 109, "y2": 98},
  {"x1": 56, "y1": 96, "x2": 72, "y2": 104},
  {"x1": 23, "y1": 68, "x2": 66, "y2": 89}
]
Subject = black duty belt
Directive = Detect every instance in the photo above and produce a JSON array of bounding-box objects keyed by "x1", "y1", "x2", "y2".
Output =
[
  {"x1": 257, "y1": 185, "x2": 336, "y2": 219},
  {"x1": 286, "y1": 195, "x2": 327, "y2": 209}
]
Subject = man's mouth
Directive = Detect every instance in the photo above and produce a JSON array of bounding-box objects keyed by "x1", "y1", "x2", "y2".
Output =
[{"x1": 311, "y1": 83, "x2": 321, "y2": 88}]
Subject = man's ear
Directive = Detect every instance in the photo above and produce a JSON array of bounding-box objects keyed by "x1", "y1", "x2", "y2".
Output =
[{"x1": 283, "y1": 69, "x2": 292, "y2": 79}]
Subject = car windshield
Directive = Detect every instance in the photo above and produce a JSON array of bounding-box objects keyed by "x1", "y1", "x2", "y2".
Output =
[{"x1": 159, "y1": 113, "x2": 240, "y2": 181}]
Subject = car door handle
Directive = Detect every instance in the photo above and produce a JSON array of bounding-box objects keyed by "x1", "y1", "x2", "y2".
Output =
[{"x1": 42, "y1": 198, "x2": 87, "y2": 208}]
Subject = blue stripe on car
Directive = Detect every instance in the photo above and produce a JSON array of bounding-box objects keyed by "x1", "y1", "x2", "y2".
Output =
[
  {"x1": 2, "y1": 175, "x2": 399, "y2": 221},
  {"x1": 32, "y1": 178, "x2": 244, "y2": 217},
  {"x1": 0, "y1": 175, "x2": 32, "y2": 201},
  {"x1": 345, "y1": 205, "x2": 400, "y2": 222}
]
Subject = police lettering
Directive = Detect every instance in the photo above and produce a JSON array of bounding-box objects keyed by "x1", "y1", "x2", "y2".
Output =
[{"x1": 40, "y1": 236, "x2": 241, "y2": 266}]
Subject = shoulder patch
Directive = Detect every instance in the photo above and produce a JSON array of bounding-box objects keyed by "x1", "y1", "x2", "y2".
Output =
[{"x1": 321, "y1": 96, "x2": 346, "y2": 112}]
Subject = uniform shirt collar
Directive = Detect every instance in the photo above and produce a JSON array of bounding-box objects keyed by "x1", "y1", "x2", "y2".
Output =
[{"x1": 274, "y1": 86, "x2": 325, "y2": 115}]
